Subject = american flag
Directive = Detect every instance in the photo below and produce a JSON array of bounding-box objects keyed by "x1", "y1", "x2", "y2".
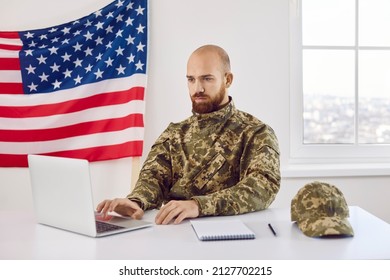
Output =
[{"x1": 0, "y1": 0, "x2": 147, "y2": 167}]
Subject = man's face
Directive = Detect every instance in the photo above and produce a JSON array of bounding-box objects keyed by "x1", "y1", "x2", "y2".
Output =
[{"x1": 186, "y1": 51, "x2": 229, "y2": 114}]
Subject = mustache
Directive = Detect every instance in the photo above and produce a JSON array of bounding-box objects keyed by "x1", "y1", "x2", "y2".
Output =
[{"x1": 193, "y1": 92, "x2": 207, "y2": 98}]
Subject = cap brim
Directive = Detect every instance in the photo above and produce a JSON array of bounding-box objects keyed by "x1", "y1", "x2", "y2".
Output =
[{"x1": 297, "y1": 216, "x2": 354, "y2": 238}]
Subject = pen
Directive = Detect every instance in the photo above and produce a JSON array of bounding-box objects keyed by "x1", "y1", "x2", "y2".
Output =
[{"x1": 268, "y1": 223, "x2": 277, "y2": 236}]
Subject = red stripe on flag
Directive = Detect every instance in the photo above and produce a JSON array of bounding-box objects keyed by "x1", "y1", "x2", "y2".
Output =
[
  {"x1": 0, "y1": 113, "x2": 144, "y2": 142},
  {"x1": 0, "y1": 58, "x2": 21, "y2": 70},
  {"x1": 0, "y1": 32, "x2": 20, "y2": 39},
  {"x1": 0, "y1": 82, "x2": 23, "y2": 94},
  {"x1": 48, "y1": 141, "x2": 144, "y2": 161},
  {"x1": 0, "y1": 44, "x2": 22, "y2": 51},
  {"x1": 0, "y1": 87, "x2": 145, "y2": 118},
  {"x1": 0, "y1": 141, "x2": 144, "y2": 167}
]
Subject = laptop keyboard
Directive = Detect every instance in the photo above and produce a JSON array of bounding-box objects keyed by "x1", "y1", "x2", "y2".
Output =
[{"x1": 95, "y1": 220, "x2": 125, "y2": 233}]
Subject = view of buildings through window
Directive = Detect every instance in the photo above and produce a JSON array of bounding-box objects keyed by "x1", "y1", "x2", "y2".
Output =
[{"x1": 302, "y1": 0, "x2": 390, "y2": 144}]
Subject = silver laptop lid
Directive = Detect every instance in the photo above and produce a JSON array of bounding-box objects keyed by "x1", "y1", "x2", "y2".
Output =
[{"x1": 28, "y1": 155, "x2": 97, "y2": 237}]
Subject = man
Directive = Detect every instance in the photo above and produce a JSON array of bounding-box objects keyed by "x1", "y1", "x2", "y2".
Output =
[{"x1": 97, "y1": 44, "x2": 280, "y2": 225}]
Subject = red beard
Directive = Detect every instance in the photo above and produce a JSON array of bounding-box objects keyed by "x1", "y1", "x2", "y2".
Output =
[{"x1": 191, "y1": 86, "x2": 226, "y2": 114}]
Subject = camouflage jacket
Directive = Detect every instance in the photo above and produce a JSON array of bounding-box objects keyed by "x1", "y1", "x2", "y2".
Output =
[{"x1": 127, "y1": 99, "x2": 281, "y2": 217}]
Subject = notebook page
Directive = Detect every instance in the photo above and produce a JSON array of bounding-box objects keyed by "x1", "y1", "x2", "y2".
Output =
[{"x1": 190, "y1": 219, "x2": 255, "y2": 241}]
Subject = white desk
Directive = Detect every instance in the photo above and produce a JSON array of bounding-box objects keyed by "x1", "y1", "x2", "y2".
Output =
[{"x1": 0, "y1": 206, "x2": 389, "y2": 260}]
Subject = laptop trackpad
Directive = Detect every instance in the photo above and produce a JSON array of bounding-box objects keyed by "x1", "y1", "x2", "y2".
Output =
[{"x1": 95, "y1": 212, "x2": 152, "y2": 227}]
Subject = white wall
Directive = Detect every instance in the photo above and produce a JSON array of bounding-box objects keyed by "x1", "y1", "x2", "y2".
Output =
[{"x1": 1, "y1": 0, "x2": 389, "y2": 223}]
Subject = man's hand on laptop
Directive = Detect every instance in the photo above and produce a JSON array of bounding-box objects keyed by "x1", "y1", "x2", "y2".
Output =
[{"x1": 96, "y1": 198, "x2": 144, "y2": 220}]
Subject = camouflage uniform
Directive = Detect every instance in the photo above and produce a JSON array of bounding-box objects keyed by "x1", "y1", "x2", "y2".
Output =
[{"x1": 127, "y1": 98, "x2": 281, "y2": 217}]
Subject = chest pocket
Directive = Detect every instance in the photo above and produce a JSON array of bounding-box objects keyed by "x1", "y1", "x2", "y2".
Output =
[{"x1": 193, "y1": 153, "x2": 226, "y2": 191}]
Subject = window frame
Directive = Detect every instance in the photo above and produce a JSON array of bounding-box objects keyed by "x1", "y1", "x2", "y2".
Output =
[{"x1": 287, "y1": 0, "x2": 390, "y2": 176}]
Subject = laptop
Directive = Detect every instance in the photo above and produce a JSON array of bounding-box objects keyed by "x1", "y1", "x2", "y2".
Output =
[{"x1": 27, "y1": 154, "x2": 152, "y2": 237}]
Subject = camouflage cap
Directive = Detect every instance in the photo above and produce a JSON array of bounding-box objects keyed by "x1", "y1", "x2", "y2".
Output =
[{"x1": 291, "y1": 181, "x2": 354, "y2": 238}]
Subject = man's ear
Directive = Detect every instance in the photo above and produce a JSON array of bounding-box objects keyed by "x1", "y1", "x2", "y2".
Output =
[{"x1": 225, "y1": 72, "x2": 233, "y2": 87}]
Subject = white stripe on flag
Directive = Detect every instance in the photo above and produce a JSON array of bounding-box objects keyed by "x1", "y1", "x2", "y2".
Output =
[
  {"x1": 0, "y1": 49, "x2": 20, "y2": 58},
  {"x1": 0, "y1": 37, "x2": 22, "y2": 47},
  {"x1": 0, "y1": 73, "x2": 147, "y2": 106},
  {"x1": 0, "y1": 70, "x2": 22, "y2": 83},
  {"x1": 0, "y1": 127, "x2": 144, "y2": 154}
]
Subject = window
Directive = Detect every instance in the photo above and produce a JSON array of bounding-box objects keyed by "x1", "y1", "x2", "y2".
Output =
[{"x1": 289, "y1": 0, "x2": 390, "y2": 166}]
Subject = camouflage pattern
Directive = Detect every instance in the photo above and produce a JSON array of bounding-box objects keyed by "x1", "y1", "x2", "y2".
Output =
[
  {"x1": 291, "y1": 181, "x2": 354, "y2": 237},
  {"x1": 127, "y1": 99, "x2": 281, "y2": 216}
]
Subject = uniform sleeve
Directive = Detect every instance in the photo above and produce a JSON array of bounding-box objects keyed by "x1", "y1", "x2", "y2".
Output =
[
  {"x1": 126, "y1": 125, "x2": 173, "y2": 211},
  {"x1": 192, "y1": 125, "x2": 281, "y2": 216}
]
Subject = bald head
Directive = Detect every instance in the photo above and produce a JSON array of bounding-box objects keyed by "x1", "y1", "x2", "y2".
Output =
[{"x1": 188, "y1": 44, "x2": 231, "y2": 74}]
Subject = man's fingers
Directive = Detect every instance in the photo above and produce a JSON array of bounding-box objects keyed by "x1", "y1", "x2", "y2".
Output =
[
  {"x1": 130, "y1": 208, "x2": 144, "y2": 220},
  {"x1": 155, "y1": 201, "x2": 188, "y2": 225},
  {"x1": 155, "y1": 203, "x2": 175, "y2": 224},
  {"x1": 96, "y1": 199, "x2": 111, "y2": 211},
  {"x1": 96, "y1": 198, "x2": 141, "y2": 218},
  {"x1": 96, "y1": 200, "x2": 112, "y2": 215},
  {"x1": 173, "y1": 212, "x2": 187, "y2": 225}
]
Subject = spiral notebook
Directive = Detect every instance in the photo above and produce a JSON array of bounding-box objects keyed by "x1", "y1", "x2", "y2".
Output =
[{"x1": 190, "y1": 219, "x2": 255, "y2": 241}]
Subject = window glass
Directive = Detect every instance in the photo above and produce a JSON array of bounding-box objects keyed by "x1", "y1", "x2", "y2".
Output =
[
  {"x1": 303, "y1": 50, "x2": 355, "y2": 144},
  {"x1": 359, "y1": 0, "x2": 390, "y2": 46},
  {"x1": 302, "y1": 0, "x2": 355, "y2": 46},
  {"x1": 359, "y1": 50, "x2": 390, "y2": 143}
]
